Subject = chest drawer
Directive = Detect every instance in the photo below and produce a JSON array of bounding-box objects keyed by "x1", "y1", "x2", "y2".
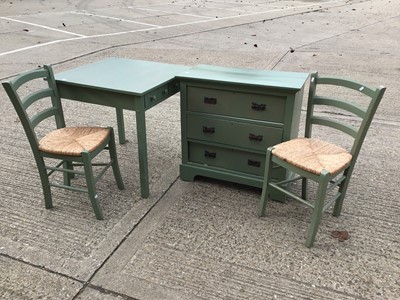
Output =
[
  {"x1": 187, "y1": 114, "x2": 283, "y2": 151},
  {"x1": 187, "y1": 86, "x2": 286, "y2": 123},
  {"x1": 189, "y1": 142, "x2": 284, "y2": 178}
]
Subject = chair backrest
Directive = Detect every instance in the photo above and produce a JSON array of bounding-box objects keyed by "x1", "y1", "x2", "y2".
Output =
[
  {"x1": 305, "y1": 72, "x2": 386, "y2": 161},
  {"x1": 2, "y1": 65, "x2": 65, "y2": 153}
]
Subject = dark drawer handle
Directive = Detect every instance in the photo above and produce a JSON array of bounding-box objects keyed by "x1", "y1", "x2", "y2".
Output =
[
  {"x1": 203, "y1": 126, "x2": 215, "y2": 134},
  {"x1": 249, "y1": 133, "x2": 263, "y2": 142},
  {"x1": 248, "y1": 159, "x2": 261, "y2": 167},
  {"x1": 251, "y1": 102, "x2": 266, "y2": 111},
  {"x1": 204, "y1": 97, "x2": 217, "y2": 105},
  {"x1": 204, "y1": 150, "x2": 216, "y2": 159}
]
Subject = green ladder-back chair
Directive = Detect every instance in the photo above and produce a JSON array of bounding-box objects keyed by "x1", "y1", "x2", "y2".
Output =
[
  {"x1": 258, "y1": 72, "x2": 386, "y2": 247},
  {"x1": 2, "y1": 65, "x2": 125, "y2": 220}
]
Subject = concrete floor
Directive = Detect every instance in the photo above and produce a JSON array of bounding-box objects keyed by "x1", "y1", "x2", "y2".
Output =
[{"x1": 0, "y1": 0, "x2": 399, "y2": 299}]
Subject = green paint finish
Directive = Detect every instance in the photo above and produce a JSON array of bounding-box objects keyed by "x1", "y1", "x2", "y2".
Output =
[
  {"x1": 188, "y1": 142, "x2": 286, "y2": 178},
  {"x1": 179, "y1": 65, "x2": 308, "y2": 199},
  {"x1": 56, "y1": 58, "x2": 188, "y2": 96},
  {"x1": 189, "y1": 142, "x2": 265, "y2": 176},
  {"x1": 55, "y1": 58, "x2": 189, "y2": 198},
  {"x1": 177, "y1": 64, "x2": 309, "y2": 91},
  {"x1": 187, "y1": 113, "x2": 283, "y2": 152},
  {"x1": 187, "y1": 86, "x2": 287, "y2": 123},
  {"x1": 258, "y1": 72, "x2": 386, "y2": 247},
  {"x1": 2, "y1": 65, "x2": 125, "y2": 220}
]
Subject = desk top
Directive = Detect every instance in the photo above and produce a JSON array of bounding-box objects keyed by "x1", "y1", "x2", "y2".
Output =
[
  {"x1": 55, "y1": 58, "x2": 189, "y2": 95},
  {"x1": 177, "y1": 64, "x2": 309, "y2": 91}
]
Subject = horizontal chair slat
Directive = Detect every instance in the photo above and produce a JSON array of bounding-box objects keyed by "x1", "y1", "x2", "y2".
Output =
[
  {"x1": 30, "y1": 107, "x2": 59, "y2": 128},
  {"x1": 22, "y1": 88, "x2": 54, "y2": 110},
  {"x1": 317, "y1": 76, "x2": 376, "y2": 98},
  {"x1": 12, "y1": 68, "x2": 49, "y2": 90},
  {"x1": 313, "y1": 96, "x2": 366, "y2": 118},
  {"x1": 311, "y1": 116, "x2": 358, "y2": 138}
]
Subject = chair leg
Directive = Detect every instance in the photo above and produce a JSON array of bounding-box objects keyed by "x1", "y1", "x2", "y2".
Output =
[
  {"x1": 82, "y1": 152, "x2": 103, "y2": 220},
  {"x1": 36, "y1": 156, "x2": 53, "y2": 209},
  {"x1": 333, "y1": 167, "x2": 353, "y2": 217},
  {"x1": 108, "y1": 128, "x2": 125, "y2": 190},
  {"x1": 301, "y1": 177, "x2": 308, "y2": 201},
  {"x1": 305, "y1": 171, "x2": 330, "y2": 248},
  {"x1": 258, "y1": 148, "x2": 274, "y2": 217},
  {"x1": 63, "y1": 161, "x2": 74, "y2": 186}
]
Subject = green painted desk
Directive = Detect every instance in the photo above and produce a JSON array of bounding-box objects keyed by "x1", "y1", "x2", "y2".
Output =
[{"x1": 55, "y1": 58, "x2": 189, "y2": 198}]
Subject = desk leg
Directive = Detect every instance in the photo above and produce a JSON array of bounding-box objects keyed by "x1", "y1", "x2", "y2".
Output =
[
  {"x1": 136, "y1": 111, "x2": 149, "y2": 198},
  {"x1": 116, "y1": 108, "x2": 126, "y2": 144}
]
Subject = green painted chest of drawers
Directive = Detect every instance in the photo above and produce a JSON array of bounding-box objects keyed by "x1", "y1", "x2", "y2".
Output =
[{"x1": 177, "y1": 65, "x2": 309, "y2": 199}]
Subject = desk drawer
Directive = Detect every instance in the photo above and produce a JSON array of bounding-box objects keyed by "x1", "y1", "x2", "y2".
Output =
[
  {"x1": 189, "y1": 143, "x2": 284, "y2": 177},
  {"x1": 187, "y1": 114, "x2": 283, "y2": 151},
  {"x1": 145, "y1": 79, "x2": 180, "y2": 109},
  {"x1": 187, "y1": 86, "x2": 286, "y2": 122}
]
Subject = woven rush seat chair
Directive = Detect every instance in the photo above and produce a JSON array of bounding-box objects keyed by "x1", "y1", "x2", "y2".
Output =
[
  {"x1": 258, "y1": 72, "x2": 386, "y2": 247},
  {"x1": 2, "y1": 65, "x2": 124, "y2": 220}
]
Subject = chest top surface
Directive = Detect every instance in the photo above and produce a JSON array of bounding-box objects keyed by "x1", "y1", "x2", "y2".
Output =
[{"x1": 177, "y1": 64, "x2": 309, "y2": 91}]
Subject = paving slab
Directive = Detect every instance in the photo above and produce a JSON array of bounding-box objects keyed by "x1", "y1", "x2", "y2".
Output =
[
  {"x1": 0, "y1": 0, "x2": 370, "y2": 77},
  {"x1": 0, "y1": 255, "x2": 81, "y2": 299},
  {"x1": 0, "y1": 85, "x2": 182, "y2": 281},
  {"x1": 92, "y1": 178, "x2": 399, "y2": 299}
]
